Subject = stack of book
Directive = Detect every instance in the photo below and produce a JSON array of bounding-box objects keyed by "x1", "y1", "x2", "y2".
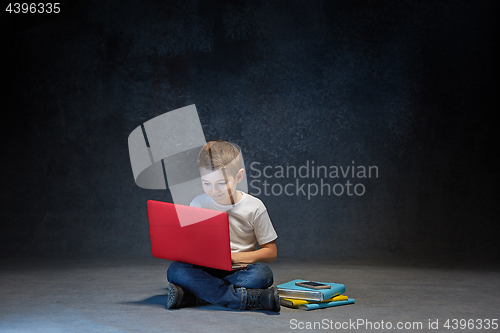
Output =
[{"x1": 277, "y1": 279, "x2": 355, "y2": 311}]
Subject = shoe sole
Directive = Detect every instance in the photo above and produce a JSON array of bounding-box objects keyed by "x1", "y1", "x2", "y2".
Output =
[
  {"x1": 166, "y1": 284, "x2": 180, "y2": 309},
  {"x1": 272, "y1": 286, "x2": 280, "y2": 312}
]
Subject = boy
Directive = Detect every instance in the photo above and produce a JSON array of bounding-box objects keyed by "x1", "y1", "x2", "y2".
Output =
[{"x1": 166, "y1": 140, "x2": 280, "y2": 312}]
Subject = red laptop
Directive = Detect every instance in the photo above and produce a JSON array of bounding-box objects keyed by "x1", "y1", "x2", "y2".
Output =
[{"x1": 147, "y1": 200, "x2": 243, "y2": 271}]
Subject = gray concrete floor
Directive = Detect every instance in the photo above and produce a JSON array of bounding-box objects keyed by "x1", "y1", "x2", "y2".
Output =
[{"x1": 1, "y1": 257, "x2": 499, "y2": 333}]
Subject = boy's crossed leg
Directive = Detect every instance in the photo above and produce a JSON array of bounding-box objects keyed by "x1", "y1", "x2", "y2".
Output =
[{"x1": 166, "y1": 261, "x2": 279, "y2": 311}]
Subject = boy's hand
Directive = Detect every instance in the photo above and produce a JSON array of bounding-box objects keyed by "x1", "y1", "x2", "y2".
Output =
[
  {"x1": 230, "y1": 241, "x2": 277, "y2": 264},
  {"x1": 231, "y1": 252, "x2": 240, "y2": 264}
]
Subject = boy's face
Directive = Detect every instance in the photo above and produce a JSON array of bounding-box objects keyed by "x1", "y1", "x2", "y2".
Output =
[{"x1": 199, "y1": 167, "x2": 243, "y2": 205}]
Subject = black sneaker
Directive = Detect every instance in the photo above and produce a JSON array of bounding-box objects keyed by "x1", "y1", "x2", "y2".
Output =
[
  {"x1": 245, "y1": 286, "x2": 280, "y2": 312},
  {"x1": 166, "y1": 283, "x2": 208, "y2": 309}
]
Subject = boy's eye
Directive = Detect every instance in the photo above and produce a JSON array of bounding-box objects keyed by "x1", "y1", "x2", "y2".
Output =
[
  {"x1": 218, "y1": 181, "x2": 227, "y2": 185},
  {"x1": 203, "y1": 182, "x2": 210, "y2": 186}
]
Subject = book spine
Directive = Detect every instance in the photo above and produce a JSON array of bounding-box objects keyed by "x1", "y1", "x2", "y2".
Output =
[
  {"x1": 279, "y1": 299, "x2": 299, "y2": 308},
  {"x1": 277, "y1": 289, "x2": 324, "y2": 301},
  {"x1": 298, "y1": 299, "x2": 355, "y2": 310}
]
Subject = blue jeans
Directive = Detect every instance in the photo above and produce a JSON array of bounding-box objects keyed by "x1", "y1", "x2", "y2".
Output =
[{"x1": 167, "y1": 261, "x2": 274, "y2": 310}]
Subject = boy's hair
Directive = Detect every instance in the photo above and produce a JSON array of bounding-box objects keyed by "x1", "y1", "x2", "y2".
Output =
[{"x1": 198, "y1": 140, "x2": 242, "y2": 177}]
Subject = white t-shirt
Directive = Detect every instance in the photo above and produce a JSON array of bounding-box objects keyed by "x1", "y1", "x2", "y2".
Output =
[{"x1": 190, "y1": 192, "x2": 278, "y2": 253}]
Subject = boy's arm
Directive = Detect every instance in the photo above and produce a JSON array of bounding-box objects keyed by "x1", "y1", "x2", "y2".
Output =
[{"x1": 231, "y1": 240, "x2": 277, "y2": 264}]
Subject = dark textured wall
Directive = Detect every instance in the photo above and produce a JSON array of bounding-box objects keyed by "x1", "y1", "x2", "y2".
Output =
[{"x1": 2, "y1": 0, "x2": 499, "y2": 263}]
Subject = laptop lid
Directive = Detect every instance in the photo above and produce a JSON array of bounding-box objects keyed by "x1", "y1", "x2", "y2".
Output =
[{"x1": 147, "y1": 200, "x2": 233, "y2": 271}]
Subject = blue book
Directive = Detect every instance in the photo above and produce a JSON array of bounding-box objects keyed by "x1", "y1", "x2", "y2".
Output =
[
  {"x1": 298, "y1": 298, "x2": 355, "y2": 310},
  {"x1": 277, "y1": 279, "x2": 346, "y2": 301}
]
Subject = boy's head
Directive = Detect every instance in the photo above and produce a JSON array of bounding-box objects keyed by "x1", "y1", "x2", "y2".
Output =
[
  {"x1": 197, "y1": 140, "x2": 245, "y2": 205},
  {"x1": 197, "y1": 140, "x2": 242, "y2": 176}
]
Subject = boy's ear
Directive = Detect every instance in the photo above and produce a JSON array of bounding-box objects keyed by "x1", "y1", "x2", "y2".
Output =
[{"x1": 236, "y1": 168, "x2": 245, "y2": 183}]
